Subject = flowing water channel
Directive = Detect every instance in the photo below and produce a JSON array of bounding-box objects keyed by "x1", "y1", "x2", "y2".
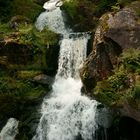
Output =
[{"x1": 33, "y1": 1, "x2": 111, "y2": 140}]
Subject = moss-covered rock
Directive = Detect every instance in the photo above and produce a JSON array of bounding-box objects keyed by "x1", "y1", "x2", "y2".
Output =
[
  {"x1": 0, "y1": 22, "x2": 59, "y2": 73},
  {"x1": 80, "y1": 1, "x2": 140, "y2": 123},
  {"x1": 0, "y1": 14, "x2": 59, "y2": 139},
  {"x1": 80, "y1": 38, "x2": 121, "y2": 92},
  {"x1": 92, "y1": 49, "x2": 140, "y2": 122},
  {"x1": 81, "y1": 1, "x2": 140, "y2": 92},
  {"x1": 0, "y1": 68, "x2": 51, "y2": 139}
]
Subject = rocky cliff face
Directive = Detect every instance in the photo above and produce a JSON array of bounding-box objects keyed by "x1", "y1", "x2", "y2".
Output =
[
  {"x1": 80, "y1": 1, "x2": 140, "y2": 123},
  {"x1": 81, "y1": 1, "x2": 140, "y2": 91}
]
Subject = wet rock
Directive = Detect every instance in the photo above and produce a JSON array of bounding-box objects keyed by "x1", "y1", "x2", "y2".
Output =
[
  {"x1": 80, "y1": 39, "x2": 121, "y2": 92},
  {"x1": 80, "y1": 1, "x2": 140, "y2": 123},
  {"x1": 33, "y1": 74, "x2": 54, "y2": 86}
]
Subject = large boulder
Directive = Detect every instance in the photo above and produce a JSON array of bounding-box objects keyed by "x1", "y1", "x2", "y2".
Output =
[
  {"x1": 80, "y1": 1, "x2": 140, "y2": 92},
  {"x1": 80, "y1": 1, "x2": 140, "y2": 123}
]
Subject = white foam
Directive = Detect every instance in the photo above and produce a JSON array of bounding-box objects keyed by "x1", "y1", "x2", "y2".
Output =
[
  {"x1": 0, "y1": 118, "x2": 19, "y2": 140},
  {"x1": 33, "y1": 34, "x2": 99, "y2": 140},
  {"x1": 35, "y1": 7, "x2": 71, "y2": 34}
]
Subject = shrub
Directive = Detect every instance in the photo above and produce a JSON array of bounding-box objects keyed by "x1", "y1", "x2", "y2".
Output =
[
  {"x1": 108, "y1": 69, "x2": 128, "y2": 91},
  {"x1": 121, "y1": 49, "x2": 140, "y2": 73}
]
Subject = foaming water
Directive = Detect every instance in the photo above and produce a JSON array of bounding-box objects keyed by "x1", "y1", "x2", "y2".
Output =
[
  {"x1": 33, "y1": 1, "x2": 110, "y2": 139},
  {"x1": 35, "y1": 8, "x2": 71, "y2": 34},
  {"x1": 33, "y1": 34, "x2": 99, "y2": 140},
  {"x1": 56, "y1": 35, "x2": 89, "y2": 79},
  {"x1": 0, "y1": 118, "x2": 19, "y2": 140}
]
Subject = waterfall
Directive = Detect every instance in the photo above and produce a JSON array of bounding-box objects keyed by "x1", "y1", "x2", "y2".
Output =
[
  {"x1": 56, "y1": 34, "x2": 89, "y2": 79},
  {"x1": 33, "y1": 1, "x2": 111, "y2": 140},
  {"x1": 0, "y1": 118, "x2": 19, "y2": 140},
  {"x1": 33, "y1": 33, "x2": 99, "y2": 140},
  {"x1": 35, "y1": 7, "x2": 71, "y2": 34}
]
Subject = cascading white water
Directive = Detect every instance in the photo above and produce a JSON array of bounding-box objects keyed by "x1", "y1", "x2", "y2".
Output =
[
  {"x1": 56, "y1": 34, "x2": 89, "y2": 79},
  {"x1": 33, "y1": 1, "x2": 111, "y2": 140},
  {"x1": 0, "y1": 118, "x2": 19, "y2": 140},
  {"x1": 36, "y1": 7, "x2": 71, "y2": 34},
  {"x1": 33, "y1": 33, "x2": 99, "y2": 140}
]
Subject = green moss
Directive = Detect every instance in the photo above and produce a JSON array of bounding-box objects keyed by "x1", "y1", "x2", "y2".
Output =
[
  {"x1": 0, "y1": 22, "x2": 59, "y2": 72},
  {"x1": 0, "y1": 22, "x2": 59, "y2": 45},
  {"x1": 62, "y1": 0, "x2": 98, "y2": 31},
  {"x1": 62, "y1": 0, "x2": 118, "y2": 31},
  {"x1": 93, "y1": 49, "x2": 140, "y2": 108},
  {"x1": 111, "y1": 3, "x2": 121, "y2": 12},
  {"x1": 17, "y1": 70, "x2": 42, "y2": 79},
  {"x1": 121, "y1": 48, "x2": 140, "y2": 73},
  {"x1": 0, "y1": 73, "x2": 47, "y2": 98},
  {"x1": 108, "y1": 69, "x2": 129, "y2": 91},
  {"x1": 95, "y1": 0, "x2": 117, "y2": 13},
  {"x1": 63, "y1": 0, "x2": 78, "y2": 19},
  {"x1": 0, "y1": 70, "x2": 48, "y2": 130},
  {"x1": 95, "y1": 91, "x2": 120, "y2": 106},
  {"x1": 94, "y1": 80, "x2": 133, "y2": 107},
  {"x1": 0, "y1": 23, "x2": 12, "y2": 33},
  {"x1": 0, "y1": 0, "x2": 42, "y2": 22}
]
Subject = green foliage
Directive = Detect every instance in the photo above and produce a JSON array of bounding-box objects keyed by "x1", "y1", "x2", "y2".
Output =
[
  {"x1": 0, "y1": 70, "x2": 50, "y2": 140},
  {"x1": 0, "y1": 24, "x2": 10, "y2": 40},
  {"x1": 62, "y1": 0, "x2": 118, "y2": 31},
  {"x1": 15, "y1": 24, "x2": 59, "y2": 46},
  {"x1": 0, "y1": 0, "x2": 42, "y2": 22},
  {"x1": 0, "y1": 22, "x2": 59, "y2": 71},
  {"x1": 94, "y1": 80, "x2": 114, "y2": 106},
  {"x1": 111, "y1": 3, "x2": 120, "y2": 11},
  {"x1": 0, "y1": 73, "x2": 47, "y2": 98},
  {"x1": 93, "y1": 48, "x2": 140, "y2": 108},
  {"x1": 121, "y1": 49, "x2": 140, "y2": 73},
  {"x1": 95, "y1": 91, "x2": 120, "y2": 106},
  {"x1": 63, "y1": 0, "x2": 78, "y2": 19},
  {"x1": 94, "y1": 80, "x2": 112, "y2": 93},
  {"x1": 0, "y1": 22, "x2": 59, "y2": 46},
  {"x1": 62, "y1": 0, "x2": 97, "y2": 31},
  {"x1": 96, "y1": 0, "x2": 117, "y2": 13},
  {"x1": 94, "y1": 79, "x2": 123, "y2": 106},
  {"x1": 17, "y1": 70, "x2": 42, "y2": 79},
  {"x1": 108, "y1": 69, "x2": 128, "y2": 91},
  {"x1": 32, "y1": 27, "x2": 59, "y2": 46}
]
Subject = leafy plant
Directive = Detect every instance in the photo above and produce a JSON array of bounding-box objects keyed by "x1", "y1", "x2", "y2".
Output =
[
  {"x1": 111, "y1": 3, "x2": 120, "y2": 11},
  {"x1": 108, "y1": 69, "x2": 128, "y2": 91},
  {"x1": 121, "y1": 49, "x2": 140, "y2": 73}
]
